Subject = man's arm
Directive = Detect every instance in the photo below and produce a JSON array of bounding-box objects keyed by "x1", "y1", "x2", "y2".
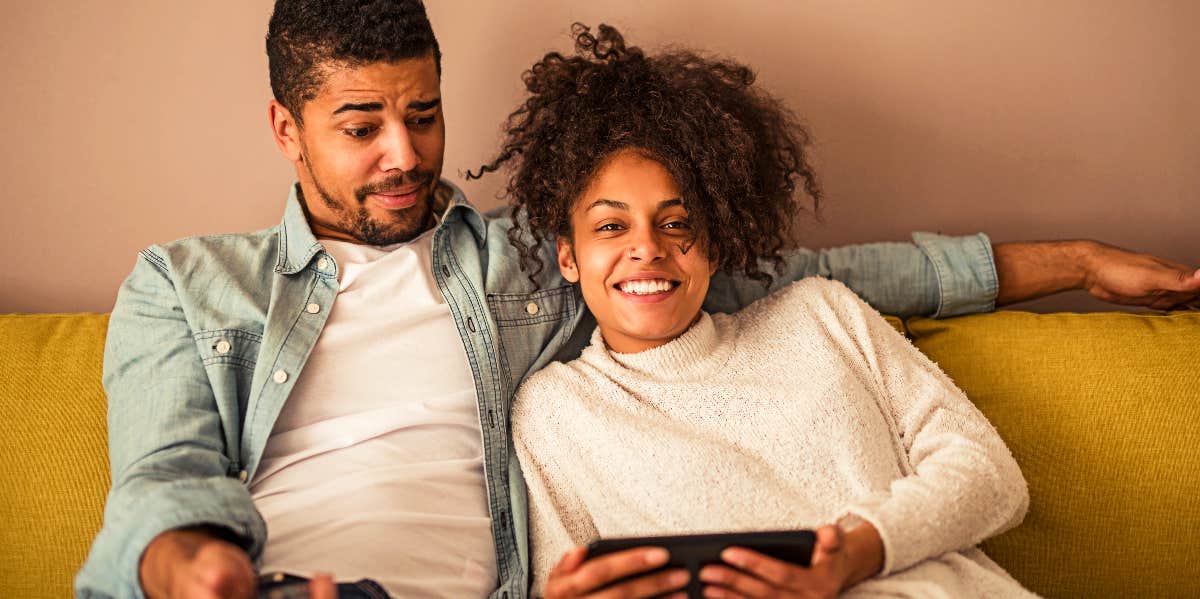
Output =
[
  {"x1": 705, "y1": 232, "x2": 997, "y2": 318},
  {"x1": 76, "y1": 250, "x2": 266, "y2": 599},
  {"x1": 705, "y1": 233, "x2": 1200, "y2": 318},
  {"x1": 994, "y1": 240, "x2": 1200, "y2": 310}
]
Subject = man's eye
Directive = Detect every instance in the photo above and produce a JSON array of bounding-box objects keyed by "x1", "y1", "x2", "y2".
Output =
[
  {"x1": 409, "y1": 115, "x2": 437, "y2": 128},
  {"x1": 344, "y1": 126, "x2": 375, "y2": 138}
]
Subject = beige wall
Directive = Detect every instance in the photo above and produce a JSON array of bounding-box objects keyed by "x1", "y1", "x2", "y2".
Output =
[{"x1": 2, "y1": 1, "x2": 1196, "y2": 314}]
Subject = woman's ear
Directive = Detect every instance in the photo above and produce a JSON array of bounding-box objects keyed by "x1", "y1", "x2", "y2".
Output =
[{"x1": 557, "y1": 236, "x2": 580, "y2": 283}]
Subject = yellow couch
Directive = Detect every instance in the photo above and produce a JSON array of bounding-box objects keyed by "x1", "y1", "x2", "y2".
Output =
[{"x1": 1, "y1": 311, "x2": 1198, "y2": 598}]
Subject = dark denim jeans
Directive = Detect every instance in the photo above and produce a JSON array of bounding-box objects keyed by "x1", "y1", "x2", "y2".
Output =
[{"x1": 257, "y1": 572, "x2": 391, "y2": 599}]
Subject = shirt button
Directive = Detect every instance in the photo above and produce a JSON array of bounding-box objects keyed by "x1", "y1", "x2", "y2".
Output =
[
  {"x1": 272, "y1": 369, "x2": 288, "y2": 384},
  {"x1": 317, "y1": 257, "x2": 329, "y2": 270},
  {"x1": 214, "y1": 340, "x2": 231, "y2": 354},
  {"x1": 306, "y1": 303, "x2": 320, "y2": 314},
  {"x1": 237, "y1": 470, "x2": 248, "y2": 483},
  {"x1": 525, "y1": 302, "x2": 539, "y2": 315},
  {"x1": 467, "y1": 317, "x2": 477, "y2": 333}
]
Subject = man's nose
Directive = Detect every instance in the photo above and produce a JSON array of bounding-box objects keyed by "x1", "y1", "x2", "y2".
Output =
[
  {"x1": 378, "y1": 127, "x2": 421, "y2": 173},
  {"x1": 627, "y1": 228, "x2": 667, "y2": 262}
]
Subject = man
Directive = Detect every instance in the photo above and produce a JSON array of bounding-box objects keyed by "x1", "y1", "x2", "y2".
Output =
[{"x1": 76, "y1": 1, "x2": 1200, "y2": 598}]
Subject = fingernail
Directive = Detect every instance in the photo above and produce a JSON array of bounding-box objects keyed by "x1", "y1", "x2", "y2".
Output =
[
  {"x1": 720, "y1": 548, "x2": 743, "y2": 566},
  {"x1": 646, "y1": 547, "x2": 670, "y2": 565}
]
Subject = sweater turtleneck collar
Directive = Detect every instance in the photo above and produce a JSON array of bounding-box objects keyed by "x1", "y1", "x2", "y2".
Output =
[{"x1": 584, "y1": 311, "x2": 731, "y2": 382}]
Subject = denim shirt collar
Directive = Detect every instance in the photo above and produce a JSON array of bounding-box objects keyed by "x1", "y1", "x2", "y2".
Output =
[{"x1": 275, "y1": 179, "x2": 486, "y2": 275}]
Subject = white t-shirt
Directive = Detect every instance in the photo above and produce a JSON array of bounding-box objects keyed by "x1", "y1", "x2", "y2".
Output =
[{"x1": 250, "y1": 230, "x2": 496, "y2": 598}]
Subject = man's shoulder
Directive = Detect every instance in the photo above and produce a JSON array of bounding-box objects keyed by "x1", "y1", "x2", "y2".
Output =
[
  {"x1": 140, "y1": 224, "x2": 282, "y2": 274},
  {"x1": 148, "y1": 224, "x2": 280, "y2": 258}
]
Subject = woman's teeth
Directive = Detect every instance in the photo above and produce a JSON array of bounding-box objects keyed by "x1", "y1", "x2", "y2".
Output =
[{"x1": 618, "y1": 279, "x2": 674, "y2": 295}]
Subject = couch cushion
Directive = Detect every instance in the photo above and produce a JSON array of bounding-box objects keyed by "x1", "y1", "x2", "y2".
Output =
[
  {"x1": 907, "y1": 310, "x2": 1200, "y2": 599},
  {"x1": 0, "y1": 314, "x2": 110, "y2": 599}
]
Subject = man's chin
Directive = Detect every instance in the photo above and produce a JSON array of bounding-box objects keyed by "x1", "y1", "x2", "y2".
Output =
[{"x1": 356, "y1": 200, "x2": 435, "y2": 245}]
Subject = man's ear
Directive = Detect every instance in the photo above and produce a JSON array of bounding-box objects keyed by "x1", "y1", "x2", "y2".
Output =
[
  {"x1": 269, "y1": 100, "x2": 303, "y2": 163},
  {"x1": 556, "y1": 236, "x2": 580, "y2": 283}
]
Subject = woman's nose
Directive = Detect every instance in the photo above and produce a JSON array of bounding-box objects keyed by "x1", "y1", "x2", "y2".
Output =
[{"x1": 626, "y1": 229, "x2": 666, "y2": 262}]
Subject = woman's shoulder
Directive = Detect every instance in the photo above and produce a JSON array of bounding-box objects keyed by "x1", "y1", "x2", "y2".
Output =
[
  {"x1": 730, "y1": 276, "x2": 867, "y2": 324},
  {"x1": 515, "y1": 360, "x2": 578, "y2": 409},
  {"x1": 512, "y1": 354, "x2": 607, "y2": 427}
]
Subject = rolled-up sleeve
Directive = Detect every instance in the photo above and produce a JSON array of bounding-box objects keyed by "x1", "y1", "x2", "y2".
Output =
[{"x1": 912, "y1": 232, "x2": 998, "y2": 318}]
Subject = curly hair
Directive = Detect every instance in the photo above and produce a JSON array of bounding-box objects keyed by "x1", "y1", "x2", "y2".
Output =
[
  {"x1": 266, "y1": 0, "x2": 442, "y2": 124},
  {"x1": 470, "y1": 23, "x2": 821, "y2": 286}
]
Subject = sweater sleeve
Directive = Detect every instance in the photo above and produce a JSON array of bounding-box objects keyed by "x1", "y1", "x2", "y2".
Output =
[
  {"x1": 817, "y1": 281, "x2": 1028, "y2": 576},
  {"x1": 512, "y1": 370, "x2": 600, "y2": 596}
]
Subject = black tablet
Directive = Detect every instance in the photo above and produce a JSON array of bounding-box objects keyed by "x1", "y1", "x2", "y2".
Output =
[{"x1": 587, "y1": 529, "x2": 816, "y2": 598}]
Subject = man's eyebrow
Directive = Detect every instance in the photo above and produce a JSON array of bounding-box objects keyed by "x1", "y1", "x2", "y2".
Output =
[
  {"x1": 332, "y1": 102, "x2": 384, "y2": 115},
  {"x1": 408, "y1": 98, "x2": 441, "y2": 111}
]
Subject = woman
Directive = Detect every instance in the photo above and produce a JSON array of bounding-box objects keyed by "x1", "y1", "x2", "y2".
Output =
[{"x1": 478, "y1": 24, "x2": 1035, "y2": 599}]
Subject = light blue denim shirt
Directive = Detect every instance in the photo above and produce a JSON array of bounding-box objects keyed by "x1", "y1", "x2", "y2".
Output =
[{"x1": 76, "y1": 181, "x2": 996, "y2": 599}]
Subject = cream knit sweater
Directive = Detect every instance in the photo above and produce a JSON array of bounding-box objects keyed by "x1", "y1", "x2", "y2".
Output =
[{"x1": 513, "y1": 278, "x2": 1037, "y2": 598}]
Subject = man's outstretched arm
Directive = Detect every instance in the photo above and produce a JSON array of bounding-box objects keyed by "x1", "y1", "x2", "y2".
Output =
[
  {"x1": 705, "y1": 232, "x2": 997, "y2": 318},
  {"x1": 705, "y1": 232, "x2": 1199, "y2": 318},
  {"x1": 994, "y1": 240, "x2": 1200, "y2": 310}
]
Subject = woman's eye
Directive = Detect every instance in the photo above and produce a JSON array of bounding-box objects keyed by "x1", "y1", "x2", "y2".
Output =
[
  {"x1": 344, "y1": 126, "x2": 375, "y2": 138},
  {"x1": 662, "y1": 220, "x2": 691, "y2": 230},
  {"x1": 596, "y1": 223, "x2": 623, "y2": 232}
]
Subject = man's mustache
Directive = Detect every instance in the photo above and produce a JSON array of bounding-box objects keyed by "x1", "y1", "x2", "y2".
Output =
[{"x1": 355, "y1": 170, "x2": 433, "y2": 202}]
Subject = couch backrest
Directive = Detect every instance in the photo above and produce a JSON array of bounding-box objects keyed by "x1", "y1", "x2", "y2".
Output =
[
  {"x1": 0, "y1": 314, "x2": 111, "y2": 599},
  {"x1": 908, "y1": 311, "x2": 1200, "y2": 598}
]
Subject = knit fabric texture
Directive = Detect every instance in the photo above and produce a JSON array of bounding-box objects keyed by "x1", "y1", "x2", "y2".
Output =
[{"x1": 514, "y1": 278, "x2": 1036, "y2": 597}]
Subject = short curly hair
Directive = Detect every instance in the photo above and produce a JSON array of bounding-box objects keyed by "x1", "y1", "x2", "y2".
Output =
[
  {"x1": 471, "y1": 23, "x2": 821, "y2": 286},
  {"x1": 266, "y1": 0, "x2": 442, "y2": 124}
]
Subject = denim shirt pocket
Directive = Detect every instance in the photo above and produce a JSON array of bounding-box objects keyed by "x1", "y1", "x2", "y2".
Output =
[
  {"x1": 486, "y1": 285, "x2": 578, "y2": 392},
  {"x1": 194, "y1": 328, "x2": 262, "y2": 465}
]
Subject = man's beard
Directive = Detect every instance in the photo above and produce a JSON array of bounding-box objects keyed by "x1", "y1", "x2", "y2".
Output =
[{"x1": 304, "y1": 158, "x2": 437, "y2": 246}]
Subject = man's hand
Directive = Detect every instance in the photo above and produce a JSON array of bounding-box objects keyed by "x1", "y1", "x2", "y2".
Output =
[
  {"x1": 139, "y1": 527, "x2": 255, "y2": 599},
  {"x1": 994, "y1": 240, "x2": 1200, "y2": 310},
  {"x1": 697, "y1": 523, "x2": 883, "y2": 598},
  {"x1": 543, "y1": 545, "x2": 688, "y2": 599},
  {"x1": 1080, "y1": 242, "x2": 1200, "y2": 310}
]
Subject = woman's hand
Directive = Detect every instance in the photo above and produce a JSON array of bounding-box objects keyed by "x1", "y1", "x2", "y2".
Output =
[
  {"x1": 697, "y1": 523, "x2": 883, "y2": 598},
  {"x1": 543, "y1": 545, "x2": 689, "y2": 599}
]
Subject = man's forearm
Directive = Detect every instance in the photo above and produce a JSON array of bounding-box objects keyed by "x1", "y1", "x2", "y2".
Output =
[
  {"x1": 994, "y1": 239, "x2": 1200, "y2": 309},
  {"x1": 993, "y1": 240, "x2": 1092, "y2": 306}
]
